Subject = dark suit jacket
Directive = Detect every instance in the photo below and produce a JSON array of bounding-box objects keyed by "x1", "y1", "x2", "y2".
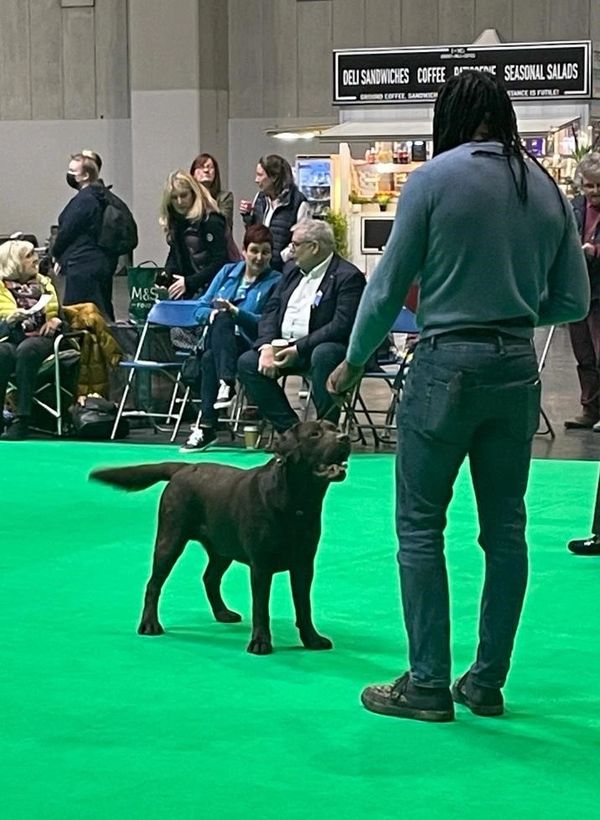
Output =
[{"x1": 255, "y1": 254, "x2": 365, "y2": 363}]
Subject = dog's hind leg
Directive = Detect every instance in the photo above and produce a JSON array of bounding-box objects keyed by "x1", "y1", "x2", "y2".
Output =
[
  {"x1": 247, "y1": 566, "x2": 274, "y2": 655},
  {"x1": 202, "y1": 553, "x2": 242, "y2": 623},
  {"x1": 290, "y1": 563, "x2": 333, "y2": 650},
  {"x1": 138, "y1": 497, "x2": 188, "y2": 635}
]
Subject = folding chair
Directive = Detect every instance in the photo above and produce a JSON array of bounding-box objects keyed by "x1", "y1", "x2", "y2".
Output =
[
  {"x1": 3, "y1": 329, "x2": 85, "y2": 437},
  {"x1": 345, "y1": 307, "x2": 418, "y2": 447},
  {"x1": 111, "y1": 300, "x2": 199, "y2": 441}
]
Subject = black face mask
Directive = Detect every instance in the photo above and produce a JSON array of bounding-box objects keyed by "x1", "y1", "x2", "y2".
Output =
[{"x1": 66, "y1": 172, "x2": 80, "y2": 190}]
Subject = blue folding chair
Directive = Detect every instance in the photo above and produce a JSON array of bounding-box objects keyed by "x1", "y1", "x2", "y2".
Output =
[
  {"x1": 111, "y1": 300, "x2": 200, "y2": 441},
  {"x1": 345, "y1": 306, "x2": 418, "y2": 447}
]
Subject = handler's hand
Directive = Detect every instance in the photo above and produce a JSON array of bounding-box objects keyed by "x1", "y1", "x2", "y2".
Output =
[
  {"x1": 327, "y1": 360, "x2": 364, "y2": 405},
  {"x1": 583, "y1": 242, "x2": 596, "y2": 257},
  {"x1": 258, "y1": 346, "x2": 279, "y2": 379},
  {"x1": 274, "y1": 345, "x2": 298, "y2": 369}
]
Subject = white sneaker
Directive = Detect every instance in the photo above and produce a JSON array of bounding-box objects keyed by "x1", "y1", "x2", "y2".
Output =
[
  {"x1": 180, "y1": 426, "x2": 217, "y2": 452},
  {"x1": 214, "y1": 380, "x2": 235, "y2": 410}
]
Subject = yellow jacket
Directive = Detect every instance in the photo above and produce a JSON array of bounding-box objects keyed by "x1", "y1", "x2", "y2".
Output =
[
  {"x1": 63, "y1": 302, "x2": 122, "y2": 397},
  {"x1": 0, "y1": 274, "x2": 60, "y2": 321}
]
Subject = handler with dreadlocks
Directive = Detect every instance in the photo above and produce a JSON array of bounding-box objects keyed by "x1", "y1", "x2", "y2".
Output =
[{"x1": 328, "y1": 70, "x2": 589, "y2": 722}]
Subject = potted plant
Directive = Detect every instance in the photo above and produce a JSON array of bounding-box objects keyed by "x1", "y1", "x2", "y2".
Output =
[
  {"x1": 321, "y1": 209, "x2": 349, "y2": 258},
  {"x1": 374, "y1": 192, "x2": 392, "y2": 212}
]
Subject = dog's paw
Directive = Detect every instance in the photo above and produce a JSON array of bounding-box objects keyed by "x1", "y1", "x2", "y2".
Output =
[
  {"x1": 137, "y1": 620, "x2": 164, "y2": 636},
  {"x1": 301, "y1": 632, "x2": 333, "y2": 650},
  {"x1": 247, "y1": 636, "x2": 273, "y2": 655},
  {"x1": 214, "y1": 608, "x2": 242, "y2": 623}
]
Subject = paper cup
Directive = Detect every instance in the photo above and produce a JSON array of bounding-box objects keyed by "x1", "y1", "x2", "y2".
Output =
[
  {"x1": 243, "y1": 425, "x2": 260, "y2": 449},
  {"x1": 271, "y1": 338, "x2": 290, "y2": 360}
]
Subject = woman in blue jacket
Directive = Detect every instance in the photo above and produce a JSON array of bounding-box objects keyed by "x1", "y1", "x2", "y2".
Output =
[{"x1": 182, "y1": 224, "x2": 281, "y2": 451}]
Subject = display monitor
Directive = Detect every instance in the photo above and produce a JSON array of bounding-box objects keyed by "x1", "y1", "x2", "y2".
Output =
[{"x1": 361, "y1": 217, "x2": 394, "y2": 254}]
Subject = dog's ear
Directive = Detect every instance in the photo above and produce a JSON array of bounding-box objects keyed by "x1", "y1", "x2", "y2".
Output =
[{"x1": 273, "y1": 424, "x2": 301, "y2": 460}]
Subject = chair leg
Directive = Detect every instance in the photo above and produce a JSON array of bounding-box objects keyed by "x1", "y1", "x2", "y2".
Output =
[
  {"x1": 111, "y1": 369, "x2": 135, "y2": 440},
  {"x1": 170, "y1": 384, "x2": 191, "y2": 442}
]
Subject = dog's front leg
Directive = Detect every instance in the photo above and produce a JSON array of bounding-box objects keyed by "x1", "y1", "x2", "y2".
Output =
[
  {"x1": 247, "y1": 566, "x2": 274, "y2": 655},
  {"x1": 290, "y1": 563, "x2": 333, "y2": 650}
]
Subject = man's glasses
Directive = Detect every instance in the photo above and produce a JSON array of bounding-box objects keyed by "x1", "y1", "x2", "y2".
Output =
[{"x1": 291, "y1": 240, "x2": 314, "y2": 250}]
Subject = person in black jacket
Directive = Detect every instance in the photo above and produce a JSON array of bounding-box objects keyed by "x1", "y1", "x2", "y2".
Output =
[
  {"x1": 54, "y1": 153, "x2": 117, "y2": 320},
  {"x1": 237, "y1": 219, "x2": 365, "y2": 431},
  {"x1": 239, "y1": 155, "x2": 310, "y2": 271},
  {"x1": 564, "y1": 152, "x2": 600, "y2": 429},
  {"x1": 159, "y1": 170, "x2": 228, "y2": 299}
]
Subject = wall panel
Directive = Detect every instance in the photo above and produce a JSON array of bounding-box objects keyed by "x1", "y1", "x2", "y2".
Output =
[
  {"x1": 512, "y1": 1, "x2": 549, "y2": 41},
  {"x1": 333, "y1": 0, "x2": 365, "y2": 48},
  {"x1": 62, "y1": 7, "x2": 96, "y2": 119},
  {"x1": 228, "y1": 0, "x2": 265, "y2": 117},
  {"x1": 297, "y1": 0, "x2": 334, "y2": 116},
  {"x1": 546, "y1": 0, "x2": 590, "y2": 41},
  {"x1": 439, "y1": 0, "x2": 475, "y2": 44},
  {"x1": 0, "y1": 1, "x2": 32, "y2": 120},
  {"x1": 364, "y1": 0, "x2": 402, "y2": 48},
  {"x1": 30, "y1": 0, "x2": 63, "y2": 119},
  {"x1": 401, "y1": 0, "x2": 440, "y2": 45},
  {"x1": 474, "y1": 0, "x2": 513, "y2": 41},
  {"x1": 95, "y1": 0, "x2": 129, "y2": 118}
]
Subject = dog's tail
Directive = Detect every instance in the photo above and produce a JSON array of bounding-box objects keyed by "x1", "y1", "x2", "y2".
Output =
[{"x1": 89, "y1": 462, "x2": 189, "y2": 492}]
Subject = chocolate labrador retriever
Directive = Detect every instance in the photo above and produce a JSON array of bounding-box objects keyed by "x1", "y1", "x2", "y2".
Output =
[{"x1": 90, "y1": 420, "x2": 350, "y2": 655}]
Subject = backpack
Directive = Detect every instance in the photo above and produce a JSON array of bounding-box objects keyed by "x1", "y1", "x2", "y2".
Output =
[{"x1": 98, "y1": 189, "x2": 138, "y2": 256}]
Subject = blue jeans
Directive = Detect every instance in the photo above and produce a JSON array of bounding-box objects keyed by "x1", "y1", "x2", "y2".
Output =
[{"x1": 396, "y1": 334, "x2": 540, "y2": 689}]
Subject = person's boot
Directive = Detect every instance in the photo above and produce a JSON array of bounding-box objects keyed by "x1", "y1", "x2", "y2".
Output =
[
  {"x1": 564, "y1": 411, "x2": 598, "y2": 430},
  {"x1": 451, "y1": 671, "x2": 504, "y2": 716},
  {"x1": 568, "y1": 534, "x2": 600, "y2": 556},
  {"x1": 361, "y1": 672, "x2": 454, "y2": 722},
  {"x1": 1, "y1": 416, "x2": 30, "y2": 441}
]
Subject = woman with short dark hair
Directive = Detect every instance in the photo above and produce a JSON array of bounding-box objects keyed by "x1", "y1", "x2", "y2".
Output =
[{"x1": 181, "y1": 224, "x2": 281, "y2": 451}]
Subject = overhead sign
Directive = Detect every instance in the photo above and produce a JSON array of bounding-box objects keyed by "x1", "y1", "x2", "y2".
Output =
[{"x1": 334, "y1": 41, "x2": 592, "y2": 104}]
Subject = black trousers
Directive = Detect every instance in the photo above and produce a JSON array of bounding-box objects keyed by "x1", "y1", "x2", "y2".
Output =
[
  {"x1": 0, "y1": 336, "x2": 55, "y2": 417},
  {"x1": 237, "y1": 341, "x2": 346, "y2": 432},
  {"x1": 200, "y1": 312, "x2": 251, "y2": 426}
]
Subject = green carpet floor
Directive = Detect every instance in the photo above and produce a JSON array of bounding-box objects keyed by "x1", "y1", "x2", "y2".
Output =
[{"x1": 1, "y1": 441, "x2": 599, "y2": 819}]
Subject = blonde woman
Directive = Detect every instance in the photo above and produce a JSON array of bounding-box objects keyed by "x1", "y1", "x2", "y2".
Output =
[
  {"x1": 159, "y1": 170, "x2": 228, "y2": 299},
  {"x1": 0, "y1": 240, "x2": 61, "y2": 440}
]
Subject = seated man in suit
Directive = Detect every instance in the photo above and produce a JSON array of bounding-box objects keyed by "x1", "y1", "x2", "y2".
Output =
[{"x1": 237, "y1": 219, "x2": 365, "y2": 431}]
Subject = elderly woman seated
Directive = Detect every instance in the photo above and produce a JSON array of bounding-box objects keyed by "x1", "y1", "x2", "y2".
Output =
[
  {"x1": 181, "y1": 225, "x2": 281, "y2": 451},
  {"x1": 0, "y1": 240, "x2": 62, "y2": 440}
]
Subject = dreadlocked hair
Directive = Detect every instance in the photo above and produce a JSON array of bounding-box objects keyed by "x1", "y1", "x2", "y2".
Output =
[{"x1": 433, "y1": 70, "x2": 563, "y2": 210}]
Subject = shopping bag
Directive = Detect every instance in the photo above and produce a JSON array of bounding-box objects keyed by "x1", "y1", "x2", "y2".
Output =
[{"x1": 127, "y1": 261, "x2": 163, "y2": 324}]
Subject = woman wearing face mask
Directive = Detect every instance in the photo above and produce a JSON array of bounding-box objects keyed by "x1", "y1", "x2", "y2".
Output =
[
  {"x1": 181, "y1": 224, "x2": 281, "y2": 451},
  {"x1": 190, "y1": 153, "x2": 234, "y2": 230},
  {"x1": 159, "y1": 170, "x2": 228, "y2": 299},
  {"x1": 54, "y1": 153, "x2": 116, "y2": 320},
  {"x1": 0, "y1": 241, "x2": 61, "y2": 440},
  {"x1": 239, "y1": 154, "x2": 310, "y2": 271}
]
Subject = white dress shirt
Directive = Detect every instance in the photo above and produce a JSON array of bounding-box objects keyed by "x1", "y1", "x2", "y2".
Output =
[{"x1": 280, "y1": 253, "x2": 333, "y2": 342}]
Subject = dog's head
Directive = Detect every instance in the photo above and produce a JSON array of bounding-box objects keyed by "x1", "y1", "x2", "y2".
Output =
[{"x1": 273, "y1": 421, "x2": 351, "y2": 482}]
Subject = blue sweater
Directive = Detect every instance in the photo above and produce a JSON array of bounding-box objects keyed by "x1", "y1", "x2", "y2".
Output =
[
  {"x1": 193, "y1": 261, "x2": 282, "y2": 345},
  {"x1": 347, "y1": 141, "x2": 590, "y2": 366}
]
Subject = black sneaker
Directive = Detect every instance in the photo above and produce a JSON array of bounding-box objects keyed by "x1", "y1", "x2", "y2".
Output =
[
  {"x1": 179, "y1": 426, "x2": 217, "y2": 452},
  {"x1": 568, "y1": 535, "x2": 600, "y2": 556},
  {"x1": 451, "y1": 672, "x2": 504, "y2": 717},
  {"x1": 564, "y1": 414, "x2": 598, "y2": 430},
  {"x1": 360, "y1": 672, "x2": 454, "y2": 723}
]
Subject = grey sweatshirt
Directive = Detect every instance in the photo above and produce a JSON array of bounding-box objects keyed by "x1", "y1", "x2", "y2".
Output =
[{"x1": 347, "y1": 140, "x2": 590, "y2": 366}]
